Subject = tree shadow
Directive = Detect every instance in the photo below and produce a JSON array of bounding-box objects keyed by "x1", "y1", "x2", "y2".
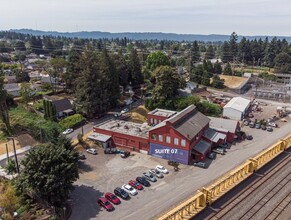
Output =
[
  {"x1": 78, "y1": 161, "x2": 94, "y2": 173},
  {"x1": 69, "y1": 184, "x2": 103, "y2": 220}
]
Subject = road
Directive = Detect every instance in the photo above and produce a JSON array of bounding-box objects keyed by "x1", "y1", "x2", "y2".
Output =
[{"x1": 69, "y1": 115, "x2": 291, "y2": 220}]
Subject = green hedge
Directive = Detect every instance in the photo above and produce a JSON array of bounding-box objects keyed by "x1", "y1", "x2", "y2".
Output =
[{"x1": 59, "y1": 114, "x2": 85, "y2": 130}]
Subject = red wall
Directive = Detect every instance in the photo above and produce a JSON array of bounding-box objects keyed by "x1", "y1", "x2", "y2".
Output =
[
  {"x1": 93, "y1": 127, "x2": 149, "y2": 152},
  {"x1": 147, "y1": 114, "x2": 168, "y2": 126}
]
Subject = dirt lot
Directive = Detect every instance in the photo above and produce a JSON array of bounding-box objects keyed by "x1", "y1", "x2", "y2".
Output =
[
  {"x1": 0, "y1": 134, "x2": 37, "y2": 155},
  {"x1": 219, "y1": 75, "x2": 248, "y2": 89}
]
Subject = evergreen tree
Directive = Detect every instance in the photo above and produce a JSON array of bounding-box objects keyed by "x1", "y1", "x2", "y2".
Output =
[
  {"x1": 213, "y1": 61, "x2": 223, "y2": 74},
  {"x1": 224, "y1": 63, "x2": 233, "y2": 75},
  {"x1": 221, "y1": 41, "x2": 231, "y2": 63},
  {"x1": 212, "y1": 75, "x2": 225, "y2": 89},
  {"x1": 190, "y1": 65, "x2": 204, "y2": 84},
  {"x1": 0, "y1": 75, "x2": 11, "y2": 133},
  {"x1": 205, "y1": 45, "x2": 215, "y2": 60},
  {"x1": 128, "y1": 48, "x2": 143, "y2": 85},
  {"x1": 201, "y1": 71, "x2": 210, "y2": 86},
  {"x1": 191, "y1": 41, "x2": 200, "y2": 62},
  {"x1": 229, "y1": 32, "x2": 238, "y2": 60}
]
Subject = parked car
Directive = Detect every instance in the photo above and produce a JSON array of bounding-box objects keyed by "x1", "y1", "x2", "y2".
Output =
[
  {"x1": 208, "y1": 152, "x2": 216, "y2": 160},
  {"x1": 121, "y1": 184, "x2": 137, "y2": 196},
  {"x1": 149, "y1": 169, "x2": 164, "y2": 178},
  {"x1": 120, "y1": 150, "x2": 130, "y2": 158},
  {"x1": 77, "y1": 153, "x2": 86, "y2": 160},
  {"x1": 105, "y1": 192, "x2": 121, "y2": 205},
  {"x1": 143, "y1": 171, "x2": 157, "y2": 182},
  {"x1": 248, "y1": 113, "x2": 254, "y2": 118},
  {"x1": 193, "y1": 161, "x2": 207, "y2": 169},
  {"x1": 62, "y1": 128, "x2": 73, "y2": 135},
  {"x1": 97, "y1": 197, "x2": 114, "y2": 211},
  {"x1": 156, "y1": 165, "x2": 169, "y2": 174},
  {"x1": 136, "y1": 177, "x2": 151, "y2": 187},
  {"x1": 255, "y1": 123, "x2": 261, "y2": 129},
  {"x1": 114, "y1": 112, "x2": 122, "y2": 118},
  {"x1": 121, "y1": 108, "x2": 129, "y2": 114},
  {"x1": 243, "y1": 120, "x2": 249, "y2": 126},
  {"x1": 128, "y1": 180, "x2": 143, "y2": 190},
  {"x1": 268, "y1": 122, "x2": 278, "y2": 128},
  {"x1": 212, "y1": 148, "x2": 225, "y2": 155},
  {"x1": 104, "y1": 148, "x2": 117, "y2": 154},
  {"x1": 114, "y1": 187, "x2": 130, "y2": 200},
  {"x1": 86, "y1": 148, "x2": 97, "y2": 155},
  {"x1": 261, "y1": 125, "x2": 266, "y2": 130},
  {"x1": 249, "y1": 122, "x2": 255, "y2": 128},
  {"x1": 219, "y1": 143, "x2": 229, "y2": 149},
  {"x1": 246, "y1": 135, "x2": 253, "y2": 140},
  {"x1": 267, "y1": 126, "x2": 273, "y2": 132}
]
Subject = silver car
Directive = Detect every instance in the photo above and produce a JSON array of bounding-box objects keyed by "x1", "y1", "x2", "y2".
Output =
[
  {"x1": 143, "y1": 171, "x2": 157, "y2": 182},
  {"x1": 149, "y1": 169, "x2": 164, "y2": 178}
]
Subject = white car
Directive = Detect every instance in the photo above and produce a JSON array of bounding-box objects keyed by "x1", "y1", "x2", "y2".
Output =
[
  {"x1": 156, "y1": 165, "x2": 169, "y2": 174},
  {"x1": 149, "y1": 169, "x2": 164, "y2": 178},
  {"x1": 62, "y1": 128, "x2": 73, "y2": 135},
  {"x1": 121, "y1": 184, "x2": 137, "y2": 196},
  {"x1": 86, "y1": 148, "x2": 97, "y2": 155},
  {"x1": 121, "y1": 108, "x2": 129, "y2": 114}
]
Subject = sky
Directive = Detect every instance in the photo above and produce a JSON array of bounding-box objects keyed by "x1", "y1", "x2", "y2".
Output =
[{"x1": 0, "y1": 0, "x2": 291, "y2": 36}]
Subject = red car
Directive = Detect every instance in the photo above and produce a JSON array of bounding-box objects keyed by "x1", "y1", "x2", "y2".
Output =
[
  {"x1": 105, "y1": 192, "x2": 121, "y2": 205},
  {"x1": 97, "y1": 197, "x2": 114, "y2": 211},
  {"x1": 128, "y1": 180, "x2": 144, "y2": 190}
]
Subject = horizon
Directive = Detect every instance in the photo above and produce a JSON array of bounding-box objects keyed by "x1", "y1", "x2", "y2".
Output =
[{"x1": 1, "y1": 0, "x2": 291, "y2": 36}]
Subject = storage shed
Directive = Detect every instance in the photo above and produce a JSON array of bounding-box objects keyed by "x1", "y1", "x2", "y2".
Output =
[{"x1": 223, "y1": 97, "x2": 251, "y2": 120}]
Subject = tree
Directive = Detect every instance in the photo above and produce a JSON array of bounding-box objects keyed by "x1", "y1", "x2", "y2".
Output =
[
  {"x1": 15, "y1": 70, "x2": 30, "y2": 83},
  {"x1": 191, "y1": 41, "x2": 200, "y2": 62},
  {"x1": 274, "y1": 52, "x2": 291, "y2": 73},
  {"x1": 48, "y1": 57, "x2": 67, "y2": 93},
  {"x1": 221, "y1": 41, "x2": 231, "y2": 63},
  {"x1": 0, "y1": 75, "x2": 11, "y2": 133},
  {"x1": 111, "y1": 53, "x2": 130, "y2": 87},
  {"x1": 128, "y1": 48, "x2": 144, "y2": 85},
  {"x1": 20, "y1": 83, "x2": 34, "y2": 105},
  {"x1": 150, "y1": 66, "x2": 185, "y2": 109},
  {"x1": 191, "y1": 65, "x2": 204, "y2": 84},
  {"x1": 223, "y1": 63, "x2": 232, "y2": 75},
  {"x1": 213, "y1": 61, "x2": 222, "y2": 74},
  {"x1": 212, "y1": 75, "x2": 225, "y2": 89},
  {"x1": 16, "y1": 137, "x2": 79, "y2": 209},
  {"x1": 205, "y1": 45, "x2": 215, "y2": 60},
  {"x1": 145, "y1": 51, "x2": 170, "y2": 72},
  {"x1": 43, "y1": 100, "x2": 56, "y2": 121},
  {"x1": 201, "y1": 71, "x2": 210, "y2": 86},
  {"x1": 65, "y1": 50, "x2": 81, "y2": 91}
]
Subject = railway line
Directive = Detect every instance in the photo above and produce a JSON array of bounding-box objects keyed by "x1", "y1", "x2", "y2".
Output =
[{"x1": 192, "y1": 150, "x2": 291, "y2": 220}]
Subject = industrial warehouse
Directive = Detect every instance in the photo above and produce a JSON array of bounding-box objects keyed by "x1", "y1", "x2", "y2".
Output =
[{"x1": 89, "y1": 105, "x2": 241, "y2": 165}]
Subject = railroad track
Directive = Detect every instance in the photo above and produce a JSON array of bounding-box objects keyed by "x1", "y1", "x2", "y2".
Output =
[{"x1": 205, "y1": 153, "x2": 291, "y2": 220}]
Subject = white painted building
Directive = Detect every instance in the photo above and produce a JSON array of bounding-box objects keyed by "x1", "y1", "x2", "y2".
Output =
[{"x1": 223, "y1": 97, "x2": 251, "y2": 120}]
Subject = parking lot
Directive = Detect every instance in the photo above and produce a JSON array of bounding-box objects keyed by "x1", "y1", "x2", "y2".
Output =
[{"x1": 69, "y1": 101, "x2": 291, "y2": 220}]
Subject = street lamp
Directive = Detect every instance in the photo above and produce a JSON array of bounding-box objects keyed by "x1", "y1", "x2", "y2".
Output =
[{"x1": 7, "y1": 137, "x2": 20, "y2": 173}]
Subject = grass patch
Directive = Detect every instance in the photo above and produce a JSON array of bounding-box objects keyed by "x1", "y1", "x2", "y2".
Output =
[
  {"x1": 0, "y1": 131, "x2": 7, "y2": 142},
  {"x1": 9, "y1": 106, "x2": 60, "y2": 142},
  {"x1": 129, "y1": 105, "x2": 149, "y2": 123}
]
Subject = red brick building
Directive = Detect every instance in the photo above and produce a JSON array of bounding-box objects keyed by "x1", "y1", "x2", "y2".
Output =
[{"x1": 147, "y1": 108, "x2": 177, "y2": 126}]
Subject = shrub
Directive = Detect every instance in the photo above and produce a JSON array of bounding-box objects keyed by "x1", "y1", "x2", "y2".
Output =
[{"x1": 59, "y1": 114, "x2": 85, "y2": 130}]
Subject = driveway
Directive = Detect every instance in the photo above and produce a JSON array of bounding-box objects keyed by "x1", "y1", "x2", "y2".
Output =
[{"x1": 69, "y1": 120, "x2": 291, "y2": 220}]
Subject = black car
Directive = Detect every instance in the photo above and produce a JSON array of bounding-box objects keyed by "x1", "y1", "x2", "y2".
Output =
[
  {"x1": 78, "y1": 153, "x2": 86, "y2": 160},
  {"x1": 114, "y1": 187, "x2": 130, "y2": 200},
  {"x1": 208, "y1": 152, "x2": 216, "y2": 160},
  {"x1": 120, "y1": 150, "x2": 130, "y2": 158},
  {"x1": 246, "y1": 135, "x2": 253, "y2": 140},
  {"x1": 136, "y1": 176, "x2": 151, "y2": 187}
]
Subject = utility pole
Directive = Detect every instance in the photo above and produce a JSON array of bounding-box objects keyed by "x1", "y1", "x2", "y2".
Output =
[
  {"x1": 8, "y1": 137, "x2": 20, "y2": 173},
  {"x1": 5, "y1": 143, "x2": 9, "y2": 162}
]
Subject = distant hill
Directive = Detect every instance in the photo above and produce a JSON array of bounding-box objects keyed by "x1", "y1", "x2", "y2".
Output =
[{"x1": 9, "y1": 29, "x2": 291, "y2": 42}]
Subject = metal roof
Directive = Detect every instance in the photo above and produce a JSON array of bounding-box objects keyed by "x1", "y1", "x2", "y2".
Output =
[
  {"x1": 204, "y1": 128, "x2": 226, "y2": 143},
  {"x1": 208, "y1": 117, "x2": 238, "y2": 133},
  {"x1": 223, "y1": 97, "x2": 250, "y2": 112},
  {"x1": 87, "y1": 132, "x2": 112, "y2": 142},
  {"x1": 193, "y1": 140, "x2": 211, "y2": 155}
]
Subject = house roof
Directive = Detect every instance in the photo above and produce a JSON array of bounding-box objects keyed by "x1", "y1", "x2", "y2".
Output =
[
  {"x1": 170, "y1": 105, "x2": 210, "y2": 141},
  {"x1": 193, "y1": 139, "x2": 212, "y2": 155},
  {"x1": 87, "y1": 132, "x2": 112, "y2": 142},
  {"x1": 4, "y1": 83, "x2": 20, "y2": 91},
  {"x1": 52, "y1": 99, "x2": 72, "y2": 113},
  {"x1": 223, "y1": 97, "x2": 250, "y2": 112},
  {"x1": 208, "y1": 117, "x2": 238, "y2": 133},
  {"x1": 148, "y1": 108, "x2": 177, "y2": 118},
  {"x1": 204, "y1": 128, "x2": 226, "y2": 143}
]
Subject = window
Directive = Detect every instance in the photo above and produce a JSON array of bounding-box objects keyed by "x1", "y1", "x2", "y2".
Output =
[
  {"x1": 174, "y1": 138, "x2": 179, "y2": 145},
  {"x1": 150, "y1": 118, "x2": 153, "y2": 125},
  {"x1": 154, "y1": 119, "x2": 157, "y2": 124},
  {"x1": 151, "y1": 133, "x2": 156, "y2": 140},
  {"x1": 158, "y1": 135, "x2": 163, "y2": 142},
  {"x1": 181, "y1": 139, "x2": 186, "y2": 147},
  {"x1": 166, "y1": 136, "x2": 171, "y2": 144}
]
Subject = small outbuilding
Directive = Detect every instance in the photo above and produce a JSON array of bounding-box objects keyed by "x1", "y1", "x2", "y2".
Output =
[{"x1": 223, "y1": 97, "x2": 251, "y2": 120}]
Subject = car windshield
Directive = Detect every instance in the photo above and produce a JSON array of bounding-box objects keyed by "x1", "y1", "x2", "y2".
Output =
[
  {"x1": 111, "y1": 194, "x2": 117, "y2": 199},
  {"x1": 135, "y1": 182, "x2": 140, "y2": 186},
  {"x1": 160, "y1": 166, "x2": 165, "y2": 170},
  {"x1": 104, "y1": 201, "x2": 110, "y2": 206},
  {"x1": 128, "y1": 186, "x2": 134, "y2": 190},
  {"x1": 155, "y1": 170, "x2": 160, "y2": 174}
]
